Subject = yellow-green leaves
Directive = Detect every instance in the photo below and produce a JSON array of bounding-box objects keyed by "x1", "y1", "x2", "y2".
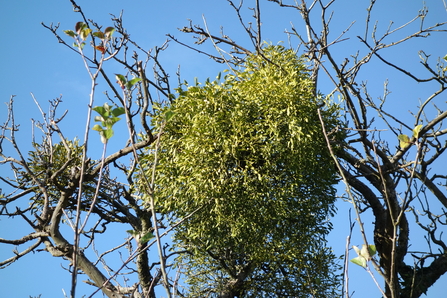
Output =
[
  {"x1": 64, "y1": 22, "x2": 115, "y2": 53},
  {"x1": 398, "y1": 124, "x2": 423, "y2": 149},
  {"x1": 398, "y1": 134, "x2": 411, "y2": 149},
  {"x1": 23, "y1": 139, "x2": 87, "y2": 207},
  {"x1": 92, "y1": 103, "x2": 125, "y2": 144},
  {"x1": 137, "y1": 45, "x2": 343, "y2": 297},
  {"x1": 351, "y1": 244, "x2": 377, "y2": 268},
  {"x1": 64, "y1": 22, "x2": 91, "y2": 49},
  {"x1": 115, "y1": 74, "x2": 141, "y2": 90},
  {"x1": 64, "y1": 30, "x2": 76, "y2": 38},
  {"x1": 413, "y1": 124, "x2": 423, "y2": 138}
]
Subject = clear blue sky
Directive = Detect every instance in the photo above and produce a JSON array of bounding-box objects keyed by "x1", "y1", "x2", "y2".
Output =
[{"x1": 1, "y1": 0, "x2": 446, "y2": 297}]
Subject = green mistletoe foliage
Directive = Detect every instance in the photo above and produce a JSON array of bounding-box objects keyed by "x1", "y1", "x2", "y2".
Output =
[
  {"x1": 17, "y1": 139, "x2": 100, "y2": 214},
  {"x1": 138, "y1": 45, "x2": 343, "y2": 297},
  {"x1": 17, "y1": 139, "x2": 83, "y2": 206}
]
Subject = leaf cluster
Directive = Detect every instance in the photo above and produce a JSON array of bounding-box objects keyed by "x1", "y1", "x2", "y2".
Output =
[
  {"x1": 92, "y1": 102, "x2": 125, "y2": 144},
  {"x1": 351, "y1": 244, "x2": 377, "y2": 268},
  {"x1": 19, "y1": 139, "x2": 88, "y2": 207},
  {"x1": 137, "y1": 45, "x2": 343, "y2": 296},
  {"x1": 64, "y1": 21, "x2": 115, "y2": 52},
  {"x1": 397, "y1": 124, "x2": 422, "y2": 149}
]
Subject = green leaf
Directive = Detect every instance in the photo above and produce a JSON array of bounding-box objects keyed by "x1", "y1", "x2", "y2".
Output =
[
  {"x1": 111, "y1": 107, "x2": 125, "y2": 117},
  {"x1": 104, "y1": 27, "x2": 115, "y2": 38},
  {"x1": 412, "y1": 124, "x2": 423, "y2": 138},
  {"x1": 92, "y1": 103, "x2": 124, "y2": 143},
  {"x1": 103, "y1": 128, "x2": 114, "y2": 140},
  {"x1": 351, "y1": 245, "x2": 374, "y2": 268},
  {"x1": 79, "y1": 28, "x2": 92, "y2": 41},
  {"x1": 115, "y1": 74, "x2": 127, "y2": 89},
  {"x1": 367, "y1": 244, "x2": 377, "y2": 257},
  {"x1": 92, "y1": 31, "x2": 105, "y2": 39},
  {"x1": 140, "y1": 232, "x2": 155, "y2": 243},
  {"x1": 93, "y1": 106, "x2": 107, "y2": 117},
  {"x1": 75, "y1": 22, "x2": 87, "y2": 34},
  {"x1": 92, "y1": 124, "x2": 103, "y2": 132},
  {"x1": 164, "y1": 110, "x2": 175, "y2": 122},
  {"x1": 350, "y1": 256, "x2": 367, "y2": 268},
  {"x1": 115, "y1": 74, "x2": 126, "y2": 83},
  {"x1": 398, "y1": 134, "x2": 411, "y2": 149},
  {"x1": 351, "y1": 244, "x2": 375, "y2": 267},
  {"x1": 126, "y1": 77, "x2": 141, "y2": 90},
  {"x1": 64, "y1": 30, "x2": 76, "y2": 37}
]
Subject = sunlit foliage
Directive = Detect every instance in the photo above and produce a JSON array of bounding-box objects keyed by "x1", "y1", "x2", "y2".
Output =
[{"x1": 138, "y1": 45, "x2": 343, "y2": 297}]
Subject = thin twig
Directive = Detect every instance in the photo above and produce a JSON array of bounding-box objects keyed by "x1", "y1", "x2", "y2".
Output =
[{"x1": 318, "y1": 109, "x2": 386, "y2": 296}]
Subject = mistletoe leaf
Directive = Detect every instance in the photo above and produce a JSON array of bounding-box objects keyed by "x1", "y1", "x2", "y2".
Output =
[{"x1": 164, "y1": 109, "x2": 175, "y2": 122}]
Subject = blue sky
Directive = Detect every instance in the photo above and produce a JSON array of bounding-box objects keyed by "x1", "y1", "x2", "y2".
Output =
[{"x1": 1, "y1": 0, "x2": 446, "y2": 297}]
